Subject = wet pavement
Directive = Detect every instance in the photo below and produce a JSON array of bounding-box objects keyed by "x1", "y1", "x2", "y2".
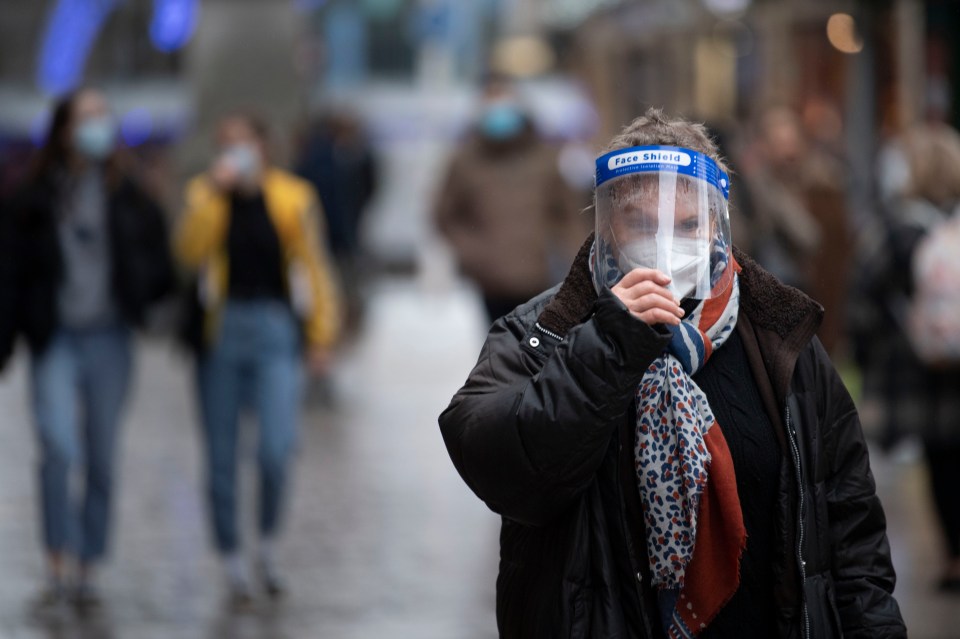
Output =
[
  {"x1": 0, "y1": 278, "x2": 497, "y2": 639},
  {"x1": 0, "y1": 276, "x2": 957, "y2": 638}
]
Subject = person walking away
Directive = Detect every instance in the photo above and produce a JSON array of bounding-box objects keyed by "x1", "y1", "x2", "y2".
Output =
[
  {"x1": 439, "y1": 108, "x2": 905, "y2": 638},
  {"x1": 741, "y1": 106, "x2": 851, "y2": 356},
  {"x1": 0, "y1": 88, "x2": 174, "y2": 612},
  {"x1": 175, "y1": 113, "x2": 341, "y2": 607},
  {"x1": 294, "y1": 109, "x2": 377, "y2": 336},
  {"x1": 433, "y1": 74, "x2": 583, "y2": 325}
]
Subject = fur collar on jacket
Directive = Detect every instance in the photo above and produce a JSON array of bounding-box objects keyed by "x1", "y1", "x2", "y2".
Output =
[{"x1": 538, "y1": 234, "x2": 823, "y2": 367}]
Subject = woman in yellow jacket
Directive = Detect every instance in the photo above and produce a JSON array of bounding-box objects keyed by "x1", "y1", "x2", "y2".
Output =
[{"x1": 175, "y1": 113, "x2": 340, "y2": 606}]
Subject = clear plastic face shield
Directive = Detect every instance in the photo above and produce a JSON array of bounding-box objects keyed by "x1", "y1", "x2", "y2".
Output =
[{"x1": 593, "y1": 146, "x2": 734, "y2": 300}]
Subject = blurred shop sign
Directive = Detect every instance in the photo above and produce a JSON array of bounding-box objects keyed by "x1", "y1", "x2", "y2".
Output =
[
  {"x1": 36, "y1": 0, "x2": 197, "y2": 96},
  {"x1": 149, "y1": 0, "x2": 199, "y2": 53},
  {"x1": 37, "y1": 0, "x2": 118, "y2": 95}
]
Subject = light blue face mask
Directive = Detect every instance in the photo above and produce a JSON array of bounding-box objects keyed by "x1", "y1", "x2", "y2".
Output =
[
  {"x1": 221, "y1": 143, "x2": 262, "y2": 181},
  {"x1": 73, "y1": 116, "x2": 117, "y2": 161},
  {"x1": 480, "y1": 103, "x2": 525, "y2": 141}
]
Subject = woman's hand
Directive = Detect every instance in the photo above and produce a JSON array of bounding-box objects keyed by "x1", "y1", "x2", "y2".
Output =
[{"x1": 611, "y1": 268, "x2": 685, "y2": 326}]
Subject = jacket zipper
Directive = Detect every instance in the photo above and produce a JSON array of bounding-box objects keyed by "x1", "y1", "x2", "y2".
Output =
[
  {"x1": 616, "y1": 437, "x2": 654, "y2": 639},
  {"x1": 534, "y1": 322, "x2": 565, "y2": 342},
  {"x1": 785, "y1": 405, "x2": 811, "y2": 639}
]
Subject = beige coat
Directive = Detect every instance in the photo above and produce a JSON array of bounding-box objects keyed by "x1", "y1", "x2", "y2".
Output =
[{"x1": 434, "y1": 133, "x2": 586, "y2": 299}]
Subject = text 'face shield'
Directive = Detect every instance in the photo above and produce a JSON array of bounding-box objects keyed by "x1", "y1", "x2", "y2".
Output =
[{"x1": 593, "y1": 146, "x2": 733, "y2": 300}]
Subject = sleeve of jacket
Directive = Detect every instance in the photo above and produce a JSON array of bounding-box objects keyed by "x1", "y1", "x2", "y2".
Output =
[
  {"x1": 432, "y1": 154, "x2": 460, "y2": 238},
  {"x1": 174, "y1": 176, "x2": 229, "y2": 270},
  {"x1": 816, "y1": 342, "x2": 906, "y2": 638},
  {"x1": 294, "y1": 187, "x2": 342, "y2": 349},
  {"x1": 439, "y1": 288, "x2": 671, "y2": 526},
  {"x1": 432, "y1": 153, "x2": 475, "y2": 260}
]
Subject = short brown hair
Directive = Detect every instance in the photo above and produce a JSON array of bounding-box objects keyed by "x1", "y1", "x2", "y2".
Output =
[{"x1": 603, "y1": 108, "x2": 729, "y2": 175}]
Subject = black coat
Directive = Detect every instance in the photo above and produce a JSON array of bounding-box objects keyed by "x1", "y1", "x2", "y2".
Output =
[
  {"x1": 0, "y1": 171, "x2": 174, "y2": 367},
  {"x1": 439, "y1": 239, "x2": 905, "y2": 639}
]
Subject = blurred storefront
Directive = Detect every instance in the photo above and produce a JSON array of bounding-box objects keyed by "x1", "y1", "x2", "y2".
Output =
[
  {"x1": 567, "y1": 1, "x2": 859, "y2": 139},
  {"x1": 4, "y1": 0, "x2": 959, "y2": 260},
  {"x1": 293, "y1": 0, "x2": 502, "y2": 91},
  {"x1": 0, "y1": 0, "x2": 193, "y2": 140},
  {"x1": 2, "y1": 1, "x2": 958, "y2": 153},
  {"x1": 535, "y1": 1, "x2": 960, "y2": 153},
  {"x1": 0, "y1": 0, "x2": 194, "y2": 200}
]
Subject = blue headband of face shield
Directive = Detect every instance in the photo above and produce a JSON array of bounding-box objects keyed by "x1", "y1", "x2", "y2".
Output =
[{"x1": 595, "y1": 145, "x2": 730, "y2": 200}]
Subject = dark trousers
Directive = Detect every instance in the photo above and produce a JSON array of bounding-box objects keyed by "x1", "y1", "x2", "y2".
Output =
[{"x1": 925, "y1": 440, "x2": 960, "y2": 558}]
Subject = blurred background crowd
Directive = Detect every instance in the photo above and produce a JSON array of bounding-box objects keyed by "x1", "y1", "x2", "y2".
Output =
[{"x1": 0, "y1": 0, "x2": 959, "y2": 637}]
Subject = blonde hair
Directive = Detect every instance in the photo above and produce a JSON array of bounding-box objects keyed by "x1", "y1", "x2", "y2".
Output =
[{"x1": 901, "y1": 123, "x2": 960, "y2": 207}]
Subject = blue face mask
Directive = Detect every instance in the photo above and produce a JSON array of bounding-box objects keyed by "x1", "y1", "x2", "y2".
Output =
[
  {"x1": 480, "y1": 103, "x2": 525, "y2": 141},
  {"x1": 73, "y1": 116, "x2": 117, "y2": 161}
]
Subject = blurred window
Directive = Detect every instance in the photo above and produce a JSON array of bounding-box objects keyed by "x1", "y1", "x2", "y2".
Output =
[{"x1": 0, "y1": 0, "x2": 185, "y2": 93}]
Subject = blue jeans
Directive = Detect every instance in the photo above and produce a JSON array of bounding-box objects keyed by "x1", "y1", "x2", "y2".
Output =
[
  {"x1": 30, "y1": 326, "x2": 132, "y2": 562},
  {"x1": 198, "y1": 301, "x2": 302, "y2": 553}
]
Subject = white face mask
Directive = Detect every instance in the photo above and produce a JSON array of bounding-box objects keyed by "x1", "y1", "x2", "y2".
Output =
[
  {"x1": 618, "y1": 237, "x2": 709, "y2": 300},
  {"x1": 221, "y1": 143, "x2": 261, "y2": 181}
]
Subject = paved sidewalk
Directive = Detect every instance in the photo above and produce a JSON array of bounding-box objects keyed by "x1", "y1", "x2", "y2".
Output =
[{"x1": 0, "y1": 279, "x2": 498, "y2": 639}]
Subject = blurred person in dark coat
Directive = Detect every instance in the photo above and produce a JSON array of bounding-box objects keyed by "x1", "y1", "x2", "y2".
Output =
[
  {"x1": 433, "y1": 74, "x2": 583, "y2": 324},
  {"x1": 851, "y1": 122, "x2": 960, "y2": 592},
  {"x1": 741, "y1": 106, "x2": 851, "y2": 356},
  {"x1": 440, "y1": 109, "x2": 904, "y2": 639},
  {"x1": 294, "y1": 109, "x2": 377, "y2": 333},
  {"x1": 0, "y1": 88, "x2": 174, "y2": 611}
]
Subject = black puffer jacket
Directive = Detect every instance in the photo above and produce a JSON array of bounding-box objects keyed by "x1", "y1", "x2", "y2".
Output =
[
  {"x1": 0, "y1": 172, "x2": 174, "y2": 368},
  {"x1": 439, "y1": 239, "x2": 905, "y2": 639}
]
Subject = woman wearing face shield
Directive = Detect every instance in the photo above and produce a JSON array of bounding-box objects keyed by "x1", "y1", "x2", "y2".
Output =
[
  {"x1": 175, "y1": 113, "x2": 341, "y2": 608},
  {"x1": 0, "y1": 88, "x2": 174, "y2": 611},
  {"x1": 439, "y1": 109, "x2": 905, "y2": 638}
]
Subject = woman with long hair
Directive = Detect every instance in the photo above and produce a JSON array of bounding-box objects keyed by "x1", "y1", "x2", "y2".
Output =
[{"x1": 0, "y1": 88, "x2": 174, "y2": 612}]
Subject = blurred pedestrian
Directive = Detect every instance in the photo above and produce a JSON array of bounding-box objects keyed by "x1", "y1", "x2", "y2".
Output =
[
  {"x1": 0, "y1": 88, "x2": 174, "y2": 612},
  {"x1": 433, "y1": 73, "x2": 583, "y2": 325},
  {"x1": 741, "y1": 106, "x2": 853, "y2": 356},
  {"x1": 440, "y1": 109, "x2": 905, "y2": 638},
  {"x1": 294, "y1": 109, "x2": 377, "y2": 335},
  {"x1": 704, "y1": 123, "x2": 759, "y2": 260},
  {"x1": 850, "y1": 122, "x2": 960, "y2": 591},
  {"x1": 174, "y1": 113, "x2": 341, "y2": 607}
]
